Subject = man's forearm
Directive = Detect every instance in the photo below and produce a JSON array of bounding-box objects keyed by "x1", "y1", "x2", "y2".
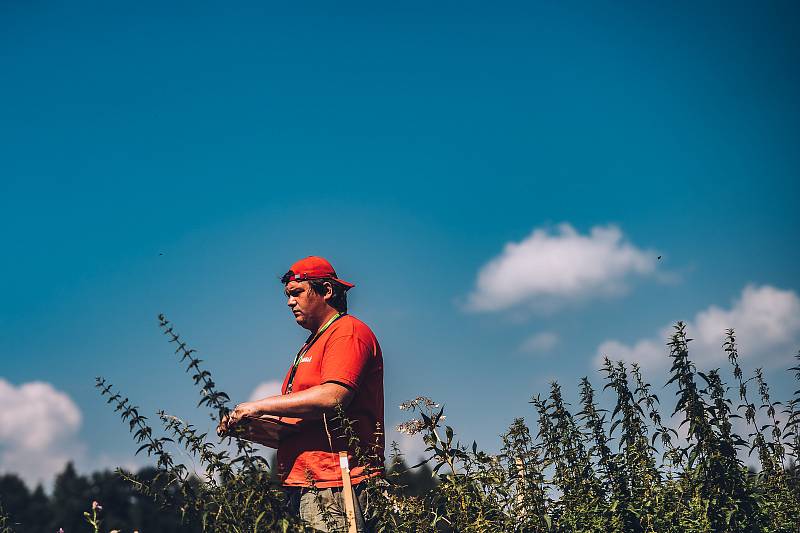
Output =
[{"x1": 248, "y1": 382, "x2": 353, "y2": 419}]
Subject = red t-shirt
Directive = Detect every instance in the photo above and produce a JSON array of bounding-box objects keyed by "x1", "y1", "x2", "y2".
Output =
[{"x1": 277, "y1": 314, "x2": 385, "y2": 487}]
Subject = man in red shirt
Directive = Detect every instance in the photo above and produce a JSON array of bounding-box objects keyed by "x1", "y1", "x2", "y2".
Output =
[{"x1": 220, "y1": 256, "x2": 384, "y2": 531}]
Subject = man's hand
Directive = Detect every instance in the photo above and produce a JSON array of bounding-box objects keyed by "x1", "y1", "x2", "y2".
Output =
[
  {"x1": 217, "y1": 383, "x2": 354, "y2": 436},
  {"x1": 217, "y1": 401, "x2": 257, "y2": 436}
]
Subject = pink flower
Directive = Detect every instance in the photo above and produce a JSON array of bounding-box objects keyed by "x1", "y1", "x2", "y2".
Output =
[{"x1": 92, "y1": 500, "x2": 102, "y2": 511}]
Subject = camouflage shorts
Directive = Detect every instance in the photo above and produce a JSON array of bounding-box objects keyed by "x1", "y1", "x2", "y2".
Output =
[{"x1": 286, "y1": 483, "x2": 370, "y2": 532}]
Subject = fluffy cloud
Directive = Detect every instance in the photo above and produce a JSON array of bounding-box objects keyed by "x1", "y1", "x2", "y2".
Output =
[
  {"x1": 467, "y1": 224, "x2": 658, "y2": 312},
  {"x1": 390, "y1": 430, "x2": 429, "y2": 464},
  {"x1": 595, "y1": 284, "x2": 800, "y2": 371},
  {"x1": 0, "y1": 379, "x2": 84, "y2": 487},
  {"x1": 519, "y1": 332, "x2": 559, "y2": 355},
  {"x1": 595, "y1": 339, "x2": 663, "y2": 369},
  {"x1": 249, "y1": 380, "x2": 283, "y2": 402}
]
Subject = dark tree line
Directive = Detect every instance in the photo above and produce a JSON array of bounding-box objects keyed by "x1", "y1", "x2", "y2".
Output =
[{"x1": 0, "y1": 463, "x2": 201, "y2": 533}]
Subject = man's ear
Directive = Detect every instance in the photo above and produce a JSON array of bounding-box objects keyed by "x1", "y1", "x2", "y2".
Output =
[{"x1": 322, "y1": 281, "x2": 335, "y2": 302}]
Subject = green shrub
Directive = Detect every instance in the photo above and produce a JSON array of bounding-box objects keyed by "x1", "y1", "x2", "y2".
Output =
[{"x1": 4, "y1": 317, "x2": 794, "y2": 532}]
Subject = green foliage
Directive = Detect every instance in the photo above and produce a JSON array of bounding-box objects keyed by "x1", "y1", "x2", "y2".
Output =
[
  {"x1": 362, "y1": 322, "x2": 800, "y2": 532},
  {"x1": 78, "y1": 316, "x2": 800, "y2": 531}
]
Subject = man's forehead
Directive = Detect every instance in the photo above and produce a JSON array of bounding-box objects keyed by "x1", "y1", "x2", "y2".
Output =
[{"x1": 284, "y1": 280, "x2": 309, "y2": 291}]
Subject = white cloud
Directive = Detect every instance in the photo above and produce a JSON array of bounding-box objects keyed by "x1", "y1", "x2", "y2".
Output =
[
  {"x1": 467, "y1": 223, "x2": 658, "y2": 312},
  {"x1": 595, "y1": 339, "x2": 663, "y2": 368},
  {"x1": 519, "y1": 332, "x2": 559, "y2": 354},
  {"x1": 595, "y1": 284, "x2": 800, "y2": 371},
  {"x1": 1, "y1": 378, "x2": 275, "y2": 488},
  {"x1": 692, "y1": 285, "x2": 800, "y2": 360},
  {"x1": 387, "y1": 429, "x2": 428, "y2": 465},
  {"x1": 249, "y1": 380, "x2": 283, "y2": 402},
  {"x1": 0, "y1": 379, "x2": 84, "y2": 487}
]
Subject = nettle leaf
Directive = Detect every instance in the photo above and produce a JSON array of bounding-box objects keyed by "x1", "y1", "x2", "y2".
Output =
[{"x1": 420, "y1": 411, "x2": 432, "y2": 426}]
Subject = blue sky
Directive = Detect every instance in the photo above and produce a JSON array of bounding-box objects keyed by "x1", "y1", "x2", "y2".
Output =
[{"x1": 1, "y1": 1, "x2": 799, "y2": 487}]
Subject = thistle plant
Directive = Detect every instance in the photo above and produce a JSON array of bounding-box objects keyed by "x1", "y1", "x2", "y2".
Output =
[{"x1": 500, "y1": 417, "x2": 549, "y2": 531}]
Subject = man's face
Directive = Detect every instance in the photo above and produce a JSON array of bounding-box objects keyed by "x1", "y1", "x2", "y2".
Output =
[{"x1": 284, "y1": 280, "x2": 329, "y2": 330}]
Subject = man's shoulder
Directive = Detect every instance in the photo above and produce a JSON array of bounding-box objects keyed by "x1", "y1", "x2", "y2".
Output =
[
  {"x1": 336, "y1": 315, "x2": 375, "y2": 336},
  {"x1": 330, "y1": 315, "x2": 378, "y2": 342}
]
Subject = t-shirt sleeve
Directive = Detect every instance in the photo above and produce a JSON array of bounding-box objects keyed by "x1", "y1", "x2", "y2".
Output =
[{"x1": 320, "y1": 334, "x2": 373, "y2": 390}]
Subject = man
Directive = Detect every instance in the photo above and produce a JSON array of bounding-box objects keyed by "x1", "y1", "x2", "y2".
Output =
[{"x1": 219, "y1": 256, "x2": 384, "y2": 532}]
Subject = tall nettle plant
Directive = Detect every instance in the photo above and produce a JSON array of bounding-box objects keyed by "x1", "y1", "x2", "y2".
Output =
[{"x1": 66, "y1": 316, "x2": 800, "y2": 532}]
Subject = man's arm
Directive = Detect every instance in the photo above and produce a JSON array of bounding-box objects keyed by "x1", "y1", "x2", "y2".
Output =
[{"x1": 219, "y1": 382, "x2": 354, "y2": 433}]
